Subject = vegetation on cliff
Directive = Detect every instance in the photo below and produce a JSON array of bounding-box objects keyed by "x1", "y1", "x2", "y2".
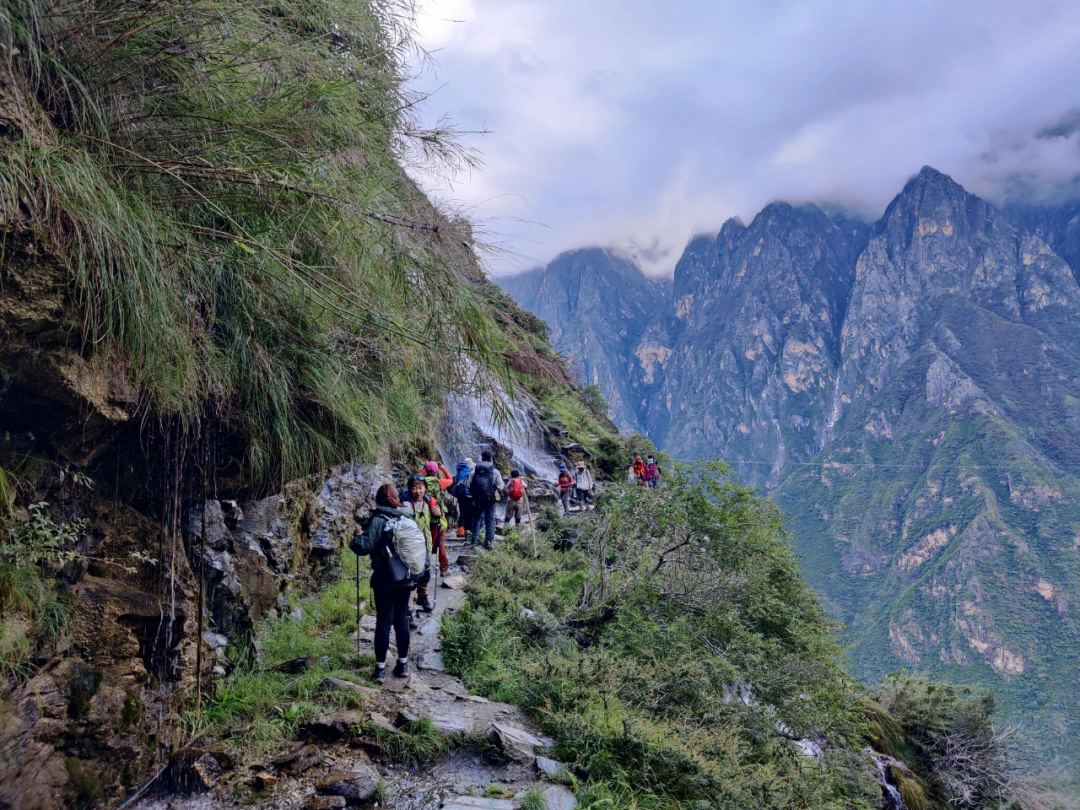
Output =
[{"x1": 0, "y1": 0, "x2": 571, "y2": 489}]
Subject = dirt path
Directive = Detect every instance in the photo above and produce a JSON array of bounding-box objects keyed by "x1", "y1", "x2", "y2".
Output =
[{"x1": 132, "y1": 540, "x2": 576, "y2": 810}]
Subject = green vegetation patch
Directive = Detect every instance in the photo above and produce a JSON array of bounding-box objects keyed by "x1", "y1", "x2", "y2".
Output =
[{"x1": 443, "y1": 466, "x2": 876, "y2": 810}]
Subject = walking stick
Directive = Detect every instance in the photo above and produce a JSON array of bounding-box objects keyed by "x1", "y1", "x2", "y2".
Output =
[
  {"x1": 525, "y1": 494, "x2": 537, "y2": 559},
  {"x1": 355, "y1": 550, "x2": 361, "y2": 666}
]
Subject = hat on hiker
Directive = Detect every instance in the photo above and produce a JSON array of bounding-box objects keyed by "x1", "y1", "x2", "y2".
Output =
[
  {"x1": 464, "y1": 457, "x2": 475, "y2": 467},
  {"x1": 559, "y1": 465, "x2": 567, "y2": 471},
  {"x1": 423, "y1": 461, "x2": 438, "y2": 474},
  {"x1": 576, "y1": 461, "x2": 585, "y2": 469}
]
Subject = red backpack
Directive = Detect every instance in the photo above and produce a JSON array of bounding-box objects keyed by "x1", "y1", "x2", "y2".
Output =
[{"x1": 508, "y1": 477, "x2": 525, "y2": 501}]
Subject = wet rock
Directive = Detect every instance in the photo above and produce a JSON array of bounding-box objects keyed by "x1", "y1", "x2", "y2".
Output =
[
  {"x1": 541, "y1": 783, "x2": 578, "y2": 810},
  {"x1": 202, "y1": 631, "x2": 228, "y2": 650},
  {"x1": 418, "y1": 652, "x2": 445, "y2": 672},
  {"x1": 368, "y1": 712, "x2": 401, "y2": 735},
  {"x1": 168, "y1": 747, "x2": 232, "y2": 794},
  {"x1": 184, "y1": 501, "x2": 229, "y2": 551},
  {"x1": 273, "y1": 744, "x2": 325, "y2": 775},
  {"x1": 302, "y1": 709, "x2": 367, "y2": 741},
  {"x1": 419, "y1": 618, "x2": 442, "y2": 636},
  {"x1": 247, "y1": 771, "x2": 278, "y2": 790},
  {"x1": 486, "y1": 722, "x2": 553, "y2": 762},
  {"x1": 535, "y1": 755, "x2": 570, "y2": 780},
  {"x1": 443, "y1": 797, "x2": 516, "y2": 810},
  {"x1": 318, "y1": 758, "x2": 379, "y2": 803}
]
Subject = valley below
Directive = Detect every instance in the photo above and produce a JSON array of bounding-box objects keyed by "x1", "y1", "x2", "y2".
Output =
[{"x1": 502, "y1": 166, "x2": 1080, "y2": 781}]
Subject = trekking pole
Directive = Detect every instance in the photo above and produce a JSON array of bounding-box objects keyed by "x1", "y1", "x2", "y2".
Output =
[
  {"x1": 355, "y1": 550, "x2": 361, "y2": 666},
  {"x1": 525, "y1": 494, "x2": 537, "y2": 559}
]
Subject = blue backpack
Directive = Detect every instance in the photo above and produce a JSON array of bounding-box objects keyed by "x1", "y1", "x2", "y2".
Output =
[{"x1": 452, "y1": 462, "x2": 471, "y2": 500}]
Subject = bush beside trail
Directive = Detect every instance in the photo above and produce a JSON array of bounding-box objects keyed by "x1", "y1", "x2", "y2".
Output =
[{"x1": 443, "y1": 464, "x2": 1055, "y2": 810}]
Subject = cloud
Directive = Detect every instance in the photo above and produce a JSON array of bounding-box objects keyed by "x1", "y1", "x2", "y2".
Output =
[{"x1": 410, "y1": 0, "x2": 1080, "y2": 277}]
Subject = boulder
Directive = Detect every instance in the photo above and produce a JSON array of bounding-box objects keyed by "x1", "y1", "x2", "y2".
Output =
[
  {"x1": 486, "y1": 721, "x2": 553, "y2": 762},
  {"x1": 318, "y1": 758, "x2": 379, "y2": 803},
  {"x1": 541, "y1": 784, "x2": 579, "y2": 810},
  {"x1": 302, "y1": 709, "x2": 367, "y2": 741}
]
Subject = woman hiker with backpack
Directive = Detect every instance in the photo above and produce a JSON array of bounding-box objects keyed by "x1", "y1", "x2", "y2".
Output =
[
  {"x1": 504, "y1": 470, "x2": 527, "y2": 527},
  {"x1": 557, "y1": 465, "x2": 575, "y2": 515},
  {"x1": 574, "y1": 461, "x2": 595, "y2": 510},
  {"x1": 421, "y1": 461, "x2": 452, "y2": 581},
  {"x1": 402, "y1": 475, "x2": 441, "y2": 618},
  {"x1": 349, "y1": 484, "x2": 421, "y2": 682},
  {"x1": 467, "y1": 450, "x2": 504, "y2": 549}
]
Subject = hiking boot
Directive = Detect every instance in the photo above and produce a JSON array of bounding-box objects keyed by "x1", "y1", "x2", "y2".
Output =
[
  {"x1": 409, "y1": 614, "x2": 418, "y2": 630},
  {"x1": 421, "y1": 596, "x2": 435, "y2": 613},
  {"x1": 393, "y1": 660, "x2": 409, "y2": 678},
  {"x1": 373, "y1": 666, "x2": 387, "y2": 683}
]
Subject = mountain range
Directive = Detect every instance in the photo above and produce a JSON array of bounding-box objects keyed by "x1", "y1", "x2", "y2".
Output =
[{"x1": 501, "y1": 167, "x2": 1080, "y2": 777}]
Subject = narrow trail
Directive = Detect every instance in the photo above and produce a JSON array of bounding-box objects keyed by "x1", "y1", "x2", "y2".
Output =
[{"x1": 133, "y1": 538, "x2": 577, "y2": 810}]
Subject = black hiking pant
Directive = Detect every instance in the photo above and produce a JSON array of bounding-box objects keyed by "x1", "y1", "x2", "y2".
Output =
[
  {"x1": 471, "y1": 499, "x2": 497, "y2": 548},
  {"x1": 372, "y1": 581, "x2": 412, "y2": 664}
]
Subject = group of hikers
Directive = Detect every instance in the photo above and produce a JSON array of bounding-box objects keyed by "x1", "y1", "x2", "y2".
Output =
[
  {"x1": 631, "y1": 454, "x2": 662, "y2": 488},
  {"x1": 348, "y1": 450, "x2": 536, "y2": 681},
  {"x1": 349, "y1": 448, "x2": 661, "y2": 682}
]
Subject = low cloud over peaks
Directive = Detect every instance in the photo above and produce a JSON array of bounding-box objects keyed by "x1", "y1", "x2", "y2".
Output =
[{"x1": 412, "y1": 0, "x2": 1080, "y2": 277}]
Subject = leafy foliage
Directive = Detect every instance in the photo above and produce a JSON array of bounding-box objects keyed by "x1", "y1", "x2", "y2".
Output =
[{"x1": 443, "y1": 468, "x2": 877, "y2": 810}]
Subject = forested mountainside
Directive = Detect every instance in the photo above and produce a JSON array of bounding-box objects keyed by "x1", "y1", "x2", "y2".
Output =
[{"x1": 501, "y1": 167, "x2": 1080, "y2": 781}]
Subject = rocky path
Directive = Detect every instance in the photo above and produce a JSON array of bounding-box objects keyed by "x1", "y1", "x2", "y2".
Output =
[{"x1": 133, "y1": 540, "x2": 577, "y2": 810}]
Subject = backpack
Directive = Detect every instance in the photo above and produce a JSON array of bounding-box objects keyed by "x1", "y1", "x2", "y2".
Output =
[
  {"x1": 470, "y1": 463, "x2": 498, "y2": 503},
  {"x1": 387, "y1": 516, "x2": 427, "y2": 583},
  {"x1": 558, "y1": 471, "x2": 573, "y2": 491},
  {"x1": 452, "y1": 462, "x2": 471, "y2": 500},
  {"x1": 508, "y1": 477, "x2": 525, "y2": 501}
]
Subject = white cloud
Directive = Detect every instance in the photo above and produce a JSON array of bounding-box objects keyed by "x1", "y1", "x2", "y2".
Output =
[{"x1": 409, "y1": 0, "x2": 1080, "y2": 277}]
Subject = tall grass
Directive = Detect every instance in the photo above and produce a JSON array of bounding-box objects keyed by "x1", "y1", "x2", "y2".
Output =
[{"x1": 1, "y1": 0, "x2": 553, "y2": 486}]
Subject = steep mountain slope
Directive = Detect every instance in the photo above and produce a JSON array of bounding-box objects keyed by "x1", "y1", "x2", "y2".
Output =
[
  {"x1": 1004, "y1": 200, "x2": 1080, "y2": 283},
  {"x1": 499, "y1": 168, "x2": 1080, "y2": 777},
  {"x1": 653, "y1": 204, "x2": 868, "y2": 486},
  {"x1": 501, "y1": 248, "x2": 670, "y2": 433},
  {"x1": 777, "y1": 169, "x2": 1080, "y2": 772}
]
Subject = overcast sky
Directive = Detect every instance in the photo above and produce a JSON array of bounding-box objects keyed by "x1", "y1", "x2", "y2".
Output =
[{"x1": 410, "y1": 1, "x2": 1080, "y2": 277}]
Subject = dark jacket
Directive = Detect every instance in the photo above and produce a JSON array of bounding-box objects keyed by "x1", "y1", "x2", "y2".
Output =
[{"x1": 350, "y1": 505, "x2": 408, "y2": 589}]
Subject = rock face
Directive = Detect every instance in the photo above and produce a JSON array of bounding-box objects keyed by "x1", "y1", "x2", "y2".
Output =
[
  {"x1": 500, "y1": 167, "x2": 1080, "y2": 775},
  {"x1": 184, "y1": 460, "x2": 391, "y2": 636},
  {"x1": 501, "y1": 248, "x2": 670, "y2": 434}
]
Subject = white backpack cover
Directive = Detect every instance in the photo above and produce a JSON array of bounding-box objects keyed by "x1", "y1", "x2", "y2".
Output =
[{"x1": 389, "y1": 517, "x2": 427, "y2": 576}]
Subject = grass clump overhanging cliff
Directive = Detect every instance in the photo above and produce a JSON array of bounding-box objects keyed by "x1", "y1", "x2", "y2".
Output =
[
  {"x1": 0, "y1": 0, "x2": 573, "y2": 489},
  {"x1": 443, "y1": 465, "x2": 1054, "y2": 810}
]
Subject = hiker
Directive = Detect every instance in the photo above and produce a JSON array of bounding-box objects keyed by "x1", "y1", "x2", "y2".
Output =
[
  {"x1": 348, "y1": 484, "x2": 414, "y2": 682},
  {"x1": 452, "y1": 458, "x2": 475, "y2": 540},
  {"x1": 504, "y1": 469, "x2": 527, "y2": 527},
  {"x1": 632, "y1": 455, "x2": 646, "y2": 486},
  {"x1": 557, "y1": 465, "x2": 575, "y2": 515},
  {"x1": 574, "y1": 461, "x2": 594, "y2": 510},
  {"x1": 467, "y1": 450, "x2": 504, "y2": 549},
  {"x1": 644, "y1": 455, "x2": 661, "y2": 488},
  {"x1": 421, "y1": 461, "x2": 452, "y2": 577},
  {"x1": 402, "y1": 475, "x2": 440, "y2": 616}
]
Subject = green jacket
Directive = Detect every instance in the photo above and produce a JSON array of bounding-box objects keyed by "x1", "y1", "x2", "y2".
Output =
[{"x1": 422, "y1": 475, "x2": 449, "y2": 533}]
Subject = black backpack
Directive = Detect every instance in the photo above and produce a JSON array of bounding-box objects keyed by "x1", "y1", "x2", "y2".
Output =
[{"x1": 470, "y1": 463, "x2": 498, "y2": 503}]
